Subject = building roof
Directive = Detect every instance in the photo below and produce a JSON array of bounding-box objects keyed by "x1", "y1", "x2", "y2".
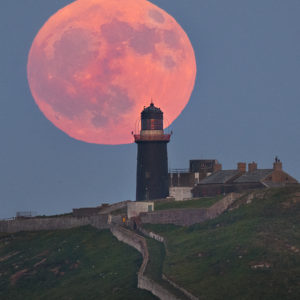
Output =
[
  {"x1": 141, "y1": 103, "x2": 163, "y2": 119},
  {"x1": 234, "y1": 169, "x2": 273, "y2": 183},
  {"x1": 199, "y1": 170, "x2": 241, "y2": 184},
  {"x1": 263, "y1": 182, "x2": 286, "y2": 188}
]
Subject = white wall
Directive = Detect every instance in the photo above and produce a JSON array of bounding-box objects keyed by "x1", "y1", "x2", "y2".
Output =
[
  {"x1": 169, "y1": 187, "x2": 192, "y2": 201},
  {"x1": 127, "y1": 202, "x2": 154, "y2": 219}
]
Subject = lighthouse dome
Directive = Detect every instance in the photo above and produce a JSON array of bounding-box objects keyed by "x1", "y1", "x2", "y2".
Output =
[{"x1": 141, "y1": 103, "x2": 163, "y2": 120}]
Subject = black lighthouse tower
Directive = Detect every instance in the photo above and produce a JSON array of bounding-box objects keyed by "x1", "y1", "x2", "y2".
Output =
[{"x1": 134, "y1": 103, "x2": 171, "y2": 201}]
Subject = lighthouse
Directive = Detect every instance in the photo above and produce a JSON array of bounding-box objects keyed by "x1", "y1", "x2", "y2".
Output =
[{"x1": 134, "y1": 103, "x2": 171, "y2": 201}]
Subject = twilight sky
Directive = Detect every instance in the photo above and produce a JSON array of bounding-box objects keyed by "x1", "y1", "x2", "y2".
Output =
[{"x1": 1, "y1": 0, "x2": 299, "y2": 218}]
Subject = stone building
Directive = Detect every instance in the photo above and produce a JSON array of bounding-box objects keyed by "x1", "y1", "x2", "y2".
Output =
[
  {"x1": 192, "y1": 158, "x2": 298, "y2": 197},
  {"x1": 168, "y1": 159, "x2": 222, "y2": 200}
]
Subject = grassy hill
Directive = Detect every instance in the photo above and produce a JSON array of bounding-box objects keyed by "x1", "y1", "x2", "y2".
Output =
[
  {"x1": 154, "y1": 196, "x2": 222, "y2": 211},
  {"x1": 144, "y1": 186, "x2": 300, "y2": 300},
  {"x1": 0, "y1": 186, "x2": 299, "y2": 300},
  {"x1": 0, "y1": 227, "x2": 156, "y2": 300}
]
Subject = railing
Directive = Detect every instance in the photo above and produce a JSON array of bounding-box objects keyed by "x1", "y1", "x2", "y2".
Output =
[
  {"x1": 169, "y1": 168, "x2": 190, "y2": 173},
  {"x1": 134, "y1": 134, "x2": 171, "y2": 142}
]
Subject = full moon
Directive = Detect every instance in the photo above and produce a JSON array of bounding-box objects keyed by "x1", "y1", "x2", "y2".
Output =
[{"x1": 27, "y1": 0, "x2": 196, "y2": 144}]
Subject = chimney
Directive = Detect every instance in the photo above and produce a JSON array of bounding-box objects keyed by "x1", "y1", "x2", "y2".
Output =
[
  {"x1": 273, "y1": 156, "x2": 282, "y2": 171},
  {"x1": 237, "y1": 162, "x2": 246, "y2": 173},
  {"x1": 248, "y1": 162, "x2": 257, "y2": 172},
  {"x1": 213, "y1": 163, "x2": 222, "y2": 172}
]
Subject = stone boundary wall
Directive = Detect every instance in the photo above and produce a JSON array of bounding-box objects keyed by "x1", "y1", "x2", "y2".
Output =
[
  {"x1": 110, "y1": 225, "x2": 148, "y2": 273},
  {"x1": 110, "y1": 215, "x2": 123, "y2": 225},
  {"x1": 138, "y1": 227, "x2": 165, "y2": 243},
  {"x1": 138, "y1": 227, "x2": 198, "y2": 300},
  {"x1": 99, "y1": 200, "x2": 131, "y2": 214},
  {"x1": 140, "y1": 208, "x2": 208, "y2": 226},
  {"x1": 110, "y1": 225, "x2": 182, "y2": 300},
  {"x1": 138, "y1": 275, "x2": 181, "y2": 300},
  {"x1": 152, "y1": 197, "x2": 175, "y2": 203},
  {"x1": 72, "y1": 207, "x2": 101, "y2": 217},
  {"x1": 0, "y1": 215, "x2": 110, "y2": 233},
  {"x1": 140, "y1": 193, "x2": 242, "y2": 226},
  {"x1": 208, "y1": 192, "x2": 242, "y2": 218},
  {"x1": 162, "y1": 274, "x2": 198, "y2": 300}
]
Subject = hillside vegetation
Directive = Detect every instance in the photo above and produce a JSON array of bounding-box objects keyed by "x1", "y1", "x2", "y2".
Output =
[
  {"x1": 1, "y1": 187, "x2": 299, "y2": 300},
  {"x1": 154, "y1": 196, "x2": 222, "y2": 211},
  {"x1": 0, "y1": 227, "x2": 156, "y2": 300},
  {"x1": 144, "y1": 186, "x2": 300, "y2": 300}
]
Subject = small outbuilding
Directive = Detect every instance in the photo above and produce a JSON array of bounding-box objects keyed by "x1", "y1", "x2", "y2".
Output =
[{"x1": 127, "y1": 201, "x2": 154, "y2": 219}]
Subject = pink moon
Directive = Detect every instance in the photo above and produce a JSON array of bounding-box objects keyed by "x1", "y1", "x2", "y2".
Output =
[{"x1": 27, "y1": 0, "x2": 197, "y2": 144}]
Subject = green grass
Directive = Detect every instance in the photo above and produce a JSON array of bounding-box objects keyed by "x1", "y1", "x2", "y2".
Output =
[
  {"x1": 144, "y1": 238, "x2": 165, "y2": 280},
  {"x1": 144, "y1": 186, "x2": 300, "y2": 300},
  {"x1": 154, "y1": 196, "x2": 221, "y2": 211},
  {"x1": 0, "y1": 226, "x2": 157, "y2": 300},
  {"x1": 144, "y1": 237, "x2": 190, "y2": 300}
]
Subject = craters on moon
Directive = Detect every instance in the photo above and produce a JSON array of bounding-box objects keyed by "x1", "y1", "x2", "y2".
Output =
[
  {"x1": 27, "y1": 0, "x2": 196, "y2": 144},
  {"x1": 148, "y1": 9, "x2": 165, "y2": 24}
]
